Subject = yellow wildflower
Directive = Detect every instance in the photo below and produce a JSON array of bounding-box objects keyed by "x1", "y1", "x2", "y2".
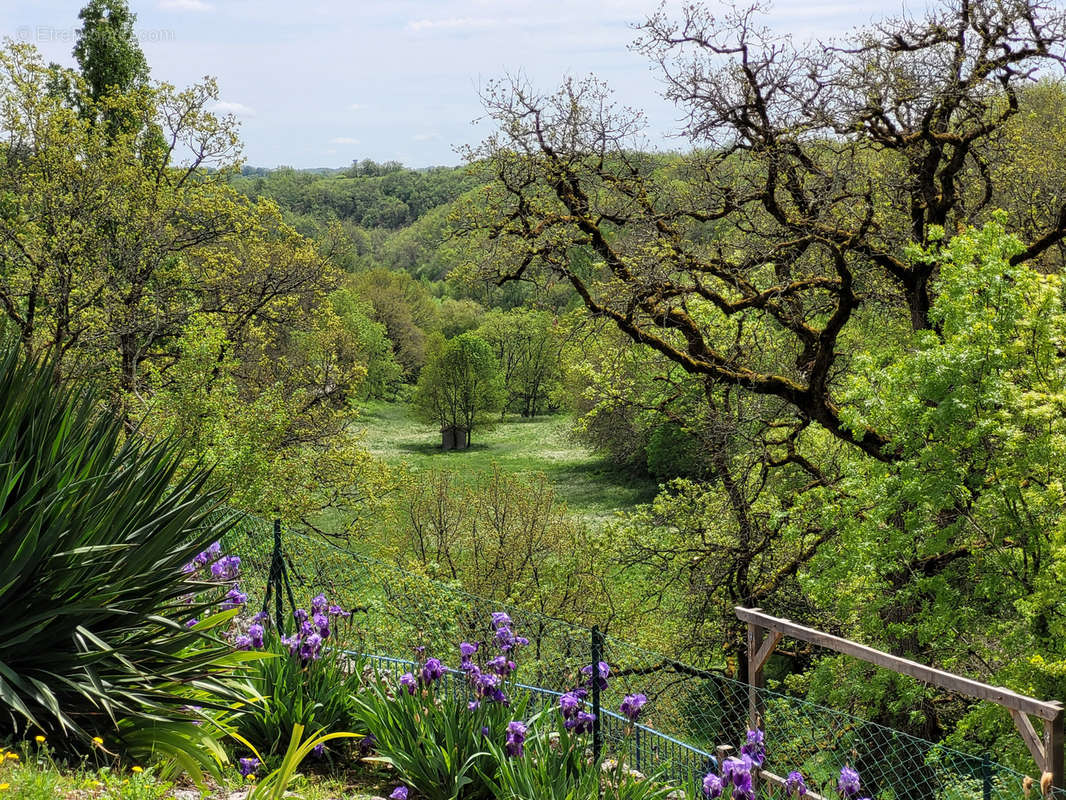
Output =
[
  {"x1": 34, "y1": 736, "x2": 44, "y2": 744},
  {"x1": 92, "y1": 737, "x2": 103, "y2": 746},
  {"x1": 4, "y1": 753, "x2": 17, "y2": 761},
  {"x1": 0, "y1": 783, "x2": 9, "y2": 791},
  {"x1": 132, "y1": 766, "x2": 143, "y2": 774}
]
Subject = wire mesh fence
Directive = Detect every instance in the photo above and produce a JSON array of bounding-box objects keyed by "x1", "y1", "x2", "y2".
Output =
[{"x1": 219, "y1": 510, "x2": 1061, "y2": 800}]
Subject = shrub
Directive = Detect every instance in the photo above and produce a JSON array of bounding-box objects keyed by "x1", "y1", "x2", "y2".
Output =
[
  {"x1": 232, "y1": 595, "x2": 364, "y2": 759},
  {"x1": 353, "y1": 668, "x2": 531, "y2": 800},
  {"x1": 0, "y1": 348, "x2": 244, "y2": 751},
  {"x1": 351, "y1": 612, "x2": 539, "y2": 800}
]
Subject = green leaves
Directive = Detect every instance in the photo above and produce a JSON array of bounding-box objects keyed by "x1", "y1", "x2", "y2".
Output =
[
  {"x1": 351, "y1": 675, "x2": 530, "y2": 800},
  {"x1": 413, "y1": 332, "x2": 504, "y2": 444},
  {"x1": 0, "y1": 347, "x2": 241, "y2": 751},
  {"x1": 232, "y1": 638, "x2": 364, "y2": 759},
  {"x1": 246, "y1": 724, "x2": 361, "y2": 800}
]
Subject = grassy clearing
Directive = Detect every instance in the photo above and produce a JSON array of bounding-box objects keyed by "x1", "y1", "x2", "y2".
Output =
[{"x1": 355, "y1": 401, "x2": 658, "y2": 524}]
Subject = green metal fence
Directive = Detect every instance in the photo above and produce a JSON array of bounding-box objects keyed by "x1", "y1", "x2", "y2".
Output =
[{"x1": 219, "y1": 510, "x2": 1059, "y2": 800}]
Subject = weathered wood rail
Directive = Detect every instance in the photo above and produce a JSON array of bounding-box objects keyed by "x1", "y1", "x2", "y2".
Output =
[{"x1": 736, "y1": 607, "x2": 1065, "y2": 789}]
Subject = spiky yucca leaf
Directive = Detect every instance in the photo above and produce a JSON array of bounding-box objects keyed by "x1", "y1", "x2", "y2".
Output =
[{"x1": 0, "y1": 347, "x2": 243, "y2": 749}]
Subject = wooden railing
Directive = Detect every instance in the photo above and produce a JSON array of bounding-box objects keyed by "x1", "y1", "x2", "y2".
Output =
[{"x1": 736, "y1": 607, "x2": 1065, "y2": 789}]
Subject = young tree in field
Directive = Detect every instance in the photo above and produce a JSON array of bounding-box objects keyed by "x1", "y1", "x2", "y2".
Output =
[{"x1": 413, "y1": 332, "x2": 503, "y2": 450}]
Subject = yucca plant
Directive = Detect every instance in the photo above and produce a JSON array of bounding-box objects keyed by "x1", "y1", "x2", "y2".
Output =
[{"x1": 0, "y1": 347, "x2": 248, "y2": 752}]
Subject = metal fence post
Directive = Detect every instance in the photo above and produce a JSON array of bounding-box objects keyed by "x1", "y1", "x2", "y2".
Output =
[
  {"x1": 981, "y1": 753, "x2": 991, "y2": 800},
  {"x1": 592, "y1": 625, "x2": 604, "y2": 763},
  {"x1": 262, "y1": 517, "x2": 282, "y2": 631},
  {"x1": 635, "y1": 725, "x2": 642, "y2": 773}
]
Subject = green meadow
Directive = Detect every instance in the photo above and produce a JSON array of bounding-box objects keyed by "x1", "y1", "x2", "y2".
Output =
[{"x1": 355, "y1": 401, "x2": 658, "y2": 524}]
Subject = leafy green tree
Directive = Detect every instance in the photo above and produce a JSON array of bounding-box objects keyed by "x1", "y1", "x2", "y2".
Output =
[
  {"x1": 0, "y1": 42, "x2": 381, "y2": 519},
  {"x1": 350, "y1": 268, "x2": 439, "y2": 378},
  {"x1": 436, "y1": 297, "x2": 484, "y2": 338},
  {"x1": 74, "y1": 0, "x2": 149, "y2": 102},
  {"x1": 477, "y1": 308, "x2": 568, "y2": 417},
  {"x1": 413, "y1": 332, "x2": 502, "y2": 449}
]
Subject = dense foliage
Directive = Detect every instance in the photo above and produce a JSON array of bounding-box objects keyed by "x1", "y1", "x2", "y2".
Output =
[{"x1": 0, "y1": 348, "x2": 240, "y2": 750}]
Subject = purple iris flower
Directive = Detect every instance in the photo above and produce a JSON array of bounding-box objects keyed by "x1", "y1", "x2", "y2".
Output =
[
  {"x1": 234, "y1": 634, "x2": 253, "y2": 650},
  {"x1": 185, "y1": 618, "x2": 198, "y2": 628},
  {"x1": 839, "y1": 766, "x2": 861, "y2": 797},
  {"x1": 330, "y1": 604, "x2": 351, "y2": 617},
  {"x1": 741, "y1": 728, "x2": 765, "y2": 767},
  {"x1": 252, "y1": 611, "x2": 270, "y2": 624},
  {"x1": 207, "y1": 541, "x2": 222, "y2": 556},
  {"x1": 703, "y1": 773, "x2": 724, "y2": 798},
  {"x1": 786, "y1": 771, "x2": 808, "y2": 797},
  {"x1": 421, "y1": 658, "x2": 444, "y2": 684},
  {"x1": 357, "y1": 734, "x2": 377, "y2": 756},
  {"x1": 487, "y1": 655, "x2": 515, "y2": 676},
  {"x1": 399, "y1": 672, "x2": 417, "y2": 694},
  {"x1": 311, "y1": 593, "x2": 328, "y2": 613},
  {"x1": 494, "y1": 626, "x2": 515, "y2": 650},
  {"x1": 223, "y1": 585, "x2": 247, "y2": 610},
  {"x1": 294, "y1": 608, "x2": 308, "y2": 623},
  {"x1": 248, "y1": 624, "x2": 265, "y2": 648},
  {"x1": 505, "y1": 720, "x2": 527, "y2": 758},
  {"x1": 491, "y1": 611, "x2": 512, "y2": 630},
  {"x1": 238, "y1": 757, "x2": 259, "y2": 777},
  {"x1": 313, "y1": 612, "x2": 330, "y2": 638},
  {"x1": 620, "y1": 693, "x2": 647, "y2": 722},
  {"x1": 733, "y1": 771, "x2": 755, "y2": 800},
  {"x1": 388, "y1": 787, "x2": 408, "y2": 800},
  {"x1": 311, "y1": 743, "x2": 325, "y2": 759},
  {"x1": 559, "y1": 692, "x2": 581, "y2": 719},
  {"x1": 299, "y1": 632, "x2": 322, "y2": 661},
  {"x1": 566, "y1": 710, "x2": 596, "y2": 734},
  {"x1": 460, "y1": 641, "x2": 479, "y2": 657},
  {"x1": 581, "y1": 661, "x2": 610, "y2": 691},
  {"x1": 722, "y1": 755, "x2": 753, "y2": 786}
]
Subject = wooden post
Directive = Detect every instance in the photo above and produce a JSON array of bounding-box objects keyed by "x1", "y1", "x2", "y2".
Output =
[
  {"x1": 747, "y1": 617, "x2": 766, "y2": 731},
  {"x1": 1045, "y1": 704, "x2": 1064, "y2": 789}
]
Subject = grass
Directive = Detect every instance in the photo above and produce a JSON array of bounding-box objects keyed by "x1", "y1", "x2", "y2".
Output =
[
  {"x1": 0, "y1": 740, "x2": 386, "y2": 800},
  {"x1": 355, "y1": 401, "x2": 658, "y2": 524}
]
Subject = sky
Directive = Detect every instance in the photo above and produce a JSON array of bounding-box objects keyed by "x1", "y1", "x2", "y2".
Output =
[{"x1": 5, "y1": 0, "x2": 897, "y2": 169}]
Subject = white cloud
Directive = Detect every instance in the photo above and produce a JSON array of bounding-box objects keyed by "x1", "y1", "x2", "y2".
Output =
[
  {"x1": 349, "y1": 103, "x2": 364, "y2": 111},
  {"x1": 158, "y1": 0, "x2": 214, "y2": 11},
  {"x1": 413, "y1": 132, "x2": 439, "y2": 142},
  {"x1": 330, "y1": 137, "x2": 360, "y2": 145},
  {"x1": 211, "y1": 101, "x2": 255, "y2": 117},
  {"x1": 407, "y1": 17, "x2": 501, "y2": 32}
]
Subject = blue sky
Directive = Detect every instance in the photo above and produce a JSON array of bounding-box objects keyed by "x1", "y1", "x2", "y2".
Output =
[{"x1": 5, "y1": 0, "x2": 894, "y2": 169}]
